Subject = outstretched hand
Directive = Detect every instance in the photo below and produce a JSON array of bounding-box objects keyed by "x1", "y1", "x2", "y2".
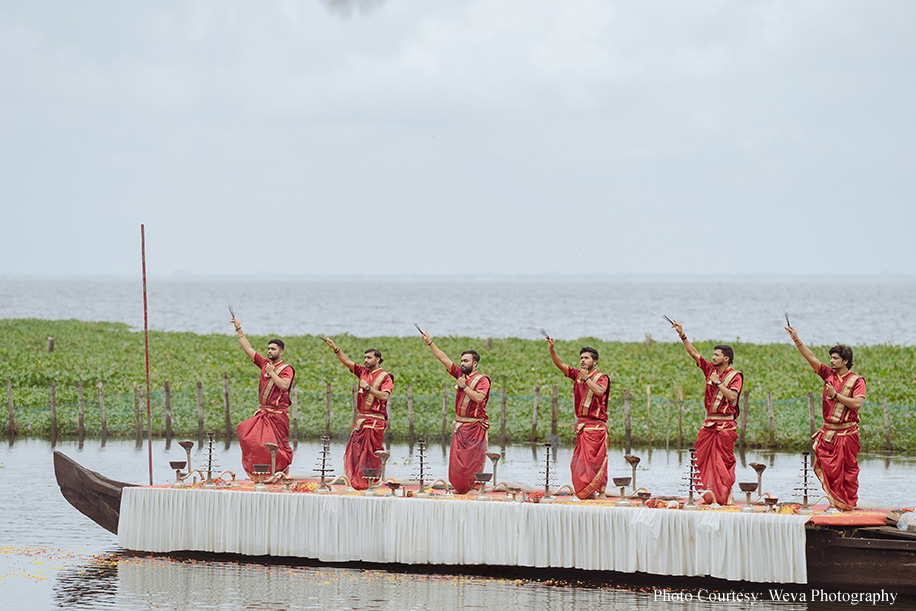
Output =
[
  {"x1": 421, "y1": 331, "x2": 432, "y2": 346},
  {"x1": 670, "y1": 319, "x2": 684, "y2": 336},
  {"x1": 785, "y1": 326, "x2": 799, "y2": 343},
  {"x1": 323, "y1": 336, "x2": 338, "y2": 352}
]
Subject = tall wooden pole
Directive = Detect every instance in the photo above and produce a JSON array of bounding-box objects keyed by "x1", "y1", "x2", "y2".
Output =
[
  {"x1": 738, "y1": 390, "x2": 749, "y2": 449},
  {"x1": 325, "y1": 382, "x2": 332, "y2": 436},
  {"x1": 500, "y1": 386, "x2": 507, "y2": 445},
  {"x1": 98, "y1": 381, "x2": 108, "y2": 438},
  {"x1": 677, "y1": 386, "x2": 683, "y2": 449},
  {"x1": 883, "y1": 396, "x2": 892, "y2": 451},
  {"x1": 140, "y1": 224, "x2": 153, "y2": 485},
  {"x1": 164, "y1": 381, "x2": 172, "y2": 442},
  {"x1": 530, "y1": 386, "x2": 540, "y2": 442},
  {"x1": 645, "y1": 384, "x2": 652, "y2": 445},
  {"x1": 223, "y1": 372, "x2": 231, "y2": 440},
  {"x1": 808, "y1": 392, "x2": 818, "y2": 437},
  {"x1": 766, "y1": 391, "x2": 775, "y2": 447},
  {"x1": 407, "y1": 384, "x2": 415, "y2": 443},
  {"x1": 6, "y1": 380, "x2": 15, "y2": 437},
  {"x1": 50, "y1": 380, "x2": 57, "y2": 441},
  {"x1": 551, "y1": 385, "x2": 559, "y2": 439}
]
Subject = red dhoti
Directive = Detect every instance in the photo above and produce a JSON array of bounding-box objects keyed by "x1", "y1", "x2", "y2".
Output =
[
  {"x1": 449, "y1": 419, "x2": 488, "y2": 494},
  {"x1": 812, "y1": 425, "x2": 859, "y2": 511},
  {"x1": 236, "y1": 408, "x2": 293, "y2": 477},
  {"x1": 344, "y1": 422, "x2": 385, "y2": 490},
  {"x1": 695, "y1": 421, "x2": 737, "y2": 505},
  {"x1": 571, "y1": 421, "x2": 608, "y2": 499}
]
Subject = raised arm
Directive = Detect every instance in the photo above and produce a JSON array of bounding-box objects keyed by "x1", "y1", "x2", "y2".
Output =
[
  {"x1": 670, "y1": 320, "x2": 702, "y2": 365},
  {"x1": 785, "y1": 326, "x2": 822, "y2": 374},
  {"x1": 421, "y1": 331, "x2": 455, "y2": 370},
  {"x1": 546, "y1": 336, "x2": 570, "y2": 376},
  {"x1": 231, "y1": 317, "x2": 256, "y2": 361},
  {"x1": 323, "y1": 336, "x2": 356, "y2": 373}
]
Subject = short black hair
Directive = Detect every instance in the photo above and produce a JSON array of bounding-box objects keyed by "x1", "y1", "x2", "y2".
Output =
[
  {"x1": 268, "y1": 339, "x2": 285, "y2": 351},
  {"x1": 714, "y1": 344, "x2": 734, "y2": 365},
  {"x1": 829, "y1": 345, "x2": 854, "y2": 369},
  {"x1": 365, "y1": 348, "x2": 383, "y2": 364},
  {"x1": 580, "y1": 346, "x2": 599, "y2": 361},
  {"x1": 461, "y1": 349, "x2": 481, "y2": 364}
]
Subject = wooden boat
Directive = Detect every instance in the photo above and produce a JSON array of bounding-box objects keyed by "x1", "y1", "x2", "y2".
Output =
[
  {"x1": 53, "y1": 450, "x2": 135, "y2": 535},
  {"x1": 53, "y1": 451, "x2": 916, "y2": 595}
]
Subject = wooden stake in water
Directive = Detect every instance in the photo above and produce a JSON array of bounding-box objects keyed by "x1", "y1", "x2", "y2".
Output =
[{"x1": 141, "y1": 224, "x2": 153, "y2": 485}]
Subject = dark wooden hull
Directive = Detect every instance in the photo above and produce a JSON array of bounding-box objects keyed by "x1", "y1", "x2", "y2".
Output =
[
  {"x1": 53, "y1": 453, "x2": 916, "y2": 594},
  {"x1": 53, "y1": 450, "x2": 135, "y2": 535},
  {"x1": 806, "y1": 524, "x2": 916, "y2": 594}
]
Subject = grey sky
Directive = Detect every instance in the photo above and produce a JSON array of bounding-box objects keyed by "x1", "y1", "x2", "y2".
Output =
[{"x1": 1, "y1": 1, "x2": 913, "y2": 277}]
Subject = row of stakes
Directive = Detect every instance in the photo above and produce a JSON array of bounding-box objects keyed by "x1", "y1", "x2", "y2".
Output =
[{"x1": 169, "y1": 436, "x2": 829, "y2": 511}]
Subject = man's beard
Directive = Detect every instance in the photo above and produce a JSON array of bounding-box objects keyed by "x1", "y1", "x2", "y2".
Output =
[
  {"x1": 460, "y1": 365, "x2": 473, "y2": 375},
  {"x1": 269, "y1": 354, "x2": 280, "y2": 362}
]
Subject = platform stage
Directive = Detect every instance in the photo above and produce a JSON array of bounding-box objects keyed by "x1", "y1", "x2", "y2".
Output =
[{"x1": 119, "y1": 486, "x2": 809, "y2": 584}]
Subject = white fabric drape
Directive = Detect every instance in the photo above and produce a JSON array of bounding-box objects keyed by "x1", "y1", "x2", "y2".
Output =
[{"x1": 119, "y1": 488, "x2": 808, "y2": 583}]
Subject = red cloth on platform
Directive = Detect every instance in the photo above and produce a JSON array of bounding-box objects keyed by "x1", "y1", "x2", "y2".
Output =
[
  {"x1": 447, "y1": 363, "x2": 490, "y2": 493},
  {"x1": 695, "y1": 423, "x2": 738, "y2": 505},
  {"x1": 449, "y1": 420, "x2": 488, "y2": 494},
  {"x1": 571, "y1": 422, "x2": 608, "y2": 499},
  {"x1": 344, "y1": 427, "x2": 385, "y2": 490},
  {"x1": 812, "y1": 364, "x2": 866, "y2": 510},
  {"x1": 344, "y1": 366, "x2": 394, "y2": 490},
  {"x1": 237, "y1": 352, "x2": 295, "y2": 476},
  {"x1": 565, "y1": 368, "x2": 610, "y2": 498},
  {"x1": 695, "y1": 357, "x2": 743, "y2": 505}
]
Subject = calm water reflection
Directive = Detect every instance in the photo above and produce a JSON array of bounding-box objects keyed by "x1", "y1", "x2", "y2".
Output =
[{"x1": 2, "y1": 438, "x2": 915, "y2": 610}]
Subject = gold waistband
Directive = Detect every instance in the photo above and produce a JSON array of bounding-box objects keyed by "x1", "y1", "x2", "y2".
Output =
[
  {"x1": 454, "y1": 415, "x2": 485, "y2": 424},
  {"x1": 259, "y1": 405, "x2": 287, "y2": 414},
  {"x1": 705, "y1": 414, "x2": 736, "y2": 421},
  {"x1": 822, "y1": 421, "x2": 856, "y2": 431}
]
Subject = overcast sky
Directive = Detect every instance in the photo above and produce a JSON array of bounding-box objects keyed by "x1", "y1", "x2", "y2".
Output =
[{"x1": 1, "y1": 1, "x2": 913, "y2": 278}]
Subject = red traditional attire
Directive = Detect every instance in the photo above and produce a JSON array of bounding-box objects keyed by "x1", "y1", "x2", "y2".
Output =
[
  {"x1": 694, "y1": 357, "x2": 743, "y2": 505},
  {"x1": 812, "y1": 364, "x2": 866, "y2": 511},
  {"x1": 236, "y1": 352, "x2": 295, "y2": 477},
  {"x1": 565, "y1": 367, "x2": 610, "y2": 499},
  {"x1": 447, "y1": 363, "x2": 490, "y2": 494},
  {"x1": 344, "y1": 365, "x2": 394, "y2": 490}
]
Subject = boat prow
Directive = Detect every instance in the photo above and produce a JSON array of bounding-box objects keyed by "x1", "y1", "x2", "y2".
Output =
[{"x1": 53, "y1": 450, "x2": 136, "y2": 535}]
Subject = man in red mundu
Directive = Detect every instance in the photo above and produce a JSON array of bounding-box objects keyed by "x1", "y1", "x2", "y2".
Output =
[
  {"x1": 231, "y1": 316, "x2": 295, "y2": 478},
  {"x1": 670, "y1": 320, "x2": 743, "y2": 505},
  {"x1": 323, "y1": 337, "x2": 394, "y2": 490},
  {"x1": 546, "y1": 336, "x2": 610, "y2": 499},
  {"x1": 420, "y1": 330, "x2": 490, "y2": 494},
  {"x1": 786, "y1": 326, "x2": 865, "y2": 511}
]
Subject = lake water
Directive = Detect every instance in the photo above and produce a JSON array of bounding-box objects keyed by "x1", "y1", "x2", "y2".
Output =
[
  {"x1": 1, "y1": 438, "x2": 914, "y2": 610},
  {"x1": 2, "y1": 277, "x2": 915, "y2": 345}
]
